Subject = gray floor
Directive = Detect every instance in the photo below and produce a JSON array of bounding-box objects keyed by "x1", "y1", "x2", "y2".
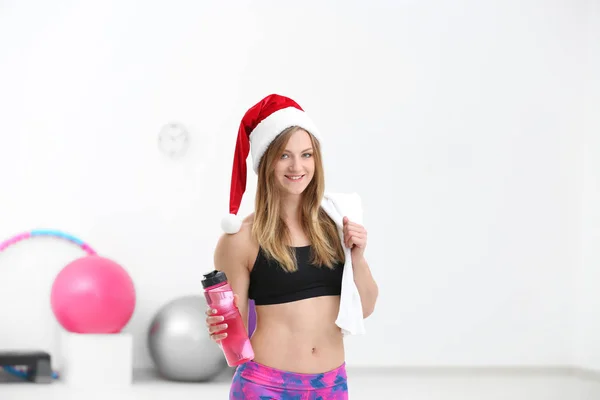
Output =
[{"x1": 2, "y1": 367, "x2": 600, "y2": 399}]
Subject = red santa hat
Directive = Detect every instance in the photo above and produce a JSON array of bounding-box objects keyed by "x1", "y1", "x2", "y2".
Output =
[{"x1": 221, "y1": 94, "x2": 322, "y2": 234}]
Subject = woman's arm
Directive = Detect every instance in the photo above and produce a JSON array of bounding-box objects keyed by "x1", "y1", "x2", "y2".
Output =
[
  {"x1": 213, "y1": 229, "x2": 252, "y2": 332},
  {"x1": 342, "y1": 216, "x2": 379, "y2": 318},
  {"x1": 352, "y1": 254, "x2": 378, "y2": 318}
]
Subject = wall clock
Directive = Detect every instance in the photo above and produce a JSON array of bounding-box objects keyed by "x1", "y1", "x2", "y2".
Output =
[{"x1": 158, "y1": 122, "x2": 190, "y2": 159}]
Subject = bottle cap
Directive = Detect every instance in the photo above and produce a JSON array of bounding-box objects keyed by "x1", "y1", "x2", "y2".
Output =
[{"x1": 201, "y1": 270, "x2": 228, "y2": 289}]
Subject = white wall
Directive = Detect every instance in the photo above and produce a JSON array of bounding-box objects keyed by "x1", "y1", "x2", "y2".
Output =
[
  {"x1": 0, "y1": 0, "x2": 590, "y2": 371},
  {"x1": 575, "y1": 0, "x2": 600, "y2": 373}
]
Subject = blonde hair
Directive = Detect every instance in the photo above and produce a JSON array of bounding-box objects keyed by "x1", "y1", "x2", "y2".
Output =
[{"x1": 251, "y1": 126, "x2": 345, "y2": 272}]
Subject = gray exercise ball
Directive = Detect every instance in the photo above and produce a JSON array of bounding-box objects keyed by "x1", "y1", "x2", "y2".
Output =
[{"x1": 147, "y1": 295, "x2": 227, "y2": 381}]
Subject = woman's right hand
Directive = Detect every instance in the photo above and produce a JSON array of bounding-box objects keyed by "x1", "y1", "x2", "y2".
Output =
[{"x1": 205, "y1": 294, "x2": 238, "y2": 342}]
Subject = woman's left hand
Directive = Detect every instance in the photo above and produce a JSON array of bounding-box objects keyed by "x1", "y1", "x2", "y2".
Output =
[{"x1": 343, "y1": 216, "x2": 367, "y2": 258}]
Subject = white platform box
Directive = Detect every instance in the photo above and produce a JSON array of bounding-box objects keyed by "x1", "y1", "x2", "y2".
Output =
[{"x1": 59, "y1": 332, "x2": 133, "y2": 388}]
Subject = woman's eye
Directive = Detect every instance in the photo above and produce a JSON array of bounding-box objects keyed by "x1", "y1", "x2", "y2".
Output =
[{"x1": 281, "y1": 153, "x2": 311, "y2": 159}]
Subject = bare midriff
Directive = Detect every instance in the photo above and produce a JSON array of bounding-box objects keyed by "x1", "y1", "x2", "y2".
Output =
[{"x1": 249, "y1": 295, "x2": 345, "y2": 374}]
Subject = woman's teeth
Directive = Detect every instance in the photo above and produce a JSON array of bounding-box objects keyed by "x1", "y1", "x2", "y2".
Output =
[{"x1": 286, "y1": 175, "x2": 304, "y2": 181}]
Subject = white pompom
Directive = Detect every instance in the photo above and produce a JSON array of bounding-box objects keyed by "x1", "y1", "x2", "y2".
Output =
[{"x1": 221, "y1": 213, "x2": 242, "y2": 234}]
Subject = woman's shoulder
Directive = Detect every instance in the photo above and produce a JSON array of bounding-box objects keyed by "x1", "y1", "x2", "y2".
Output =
[
  {"x1": 214, "y1": 213, "x2": 258, "y2": 268},
  {"x1": 242, "y1": 212, "x2": 255, "y2": 226},
  {"x1": 217, "y1": 213, "x2": 255, "y2": 246}
]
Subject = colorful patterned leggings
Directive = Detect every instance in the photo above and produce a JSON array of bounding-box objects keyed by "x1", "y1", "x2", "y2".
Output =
[{"x1": 229, "y1": 360, "x2": 349, "y2": 399}]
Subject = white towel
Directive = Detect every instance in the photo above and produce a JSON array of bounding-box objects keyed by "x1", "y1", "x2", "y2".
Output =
[{"x1": 321, "y1": 192, "x2": 366, "y2": 336}]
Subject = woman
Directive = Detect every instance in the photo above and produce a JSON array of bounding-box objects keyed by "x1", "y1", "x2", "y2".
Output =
[{"x1": 206, "y1": 94, "x2": 378, "y2": 399}]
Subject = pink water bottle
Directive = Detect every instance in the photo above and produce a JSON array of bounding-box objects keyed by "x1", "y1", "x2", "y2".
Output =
[{"x1": 202, "y1": 270, "x2": 254, "y2": 367}]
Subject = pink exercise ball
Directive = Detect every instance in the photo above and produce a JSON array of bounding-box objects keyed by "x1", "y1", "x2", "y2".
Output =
[{"x1": 50, "y1": 255, "x2": 136, "y2": 334}]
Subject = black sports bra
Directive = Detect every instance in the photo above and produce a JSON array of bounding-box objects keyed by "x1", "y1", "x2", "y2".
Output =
[{"x1": 248, "y1": 245, "x2": 344, "y2": 306}]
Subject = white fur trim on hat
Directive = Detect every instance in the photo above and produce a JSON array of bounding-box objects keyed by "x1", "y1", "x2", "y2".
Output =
[{"x1": 249, "y1": 107, "x2": 321, "y2": 173}]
